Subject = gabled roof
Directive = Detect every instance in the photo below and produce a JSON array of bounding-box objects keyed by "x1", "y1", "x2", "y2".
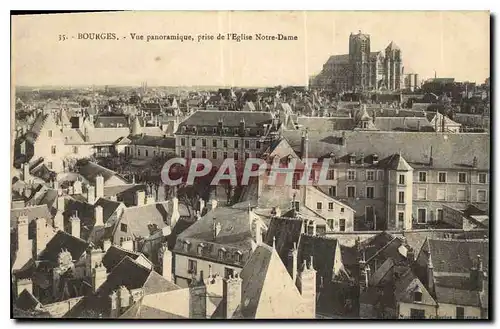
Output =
[
  {"x1": 386, "y1": 41, "x2": 400, "y2": 50},
  {"x1": 15, "y1": 289, "x2": 42, "y2": 311},
  {"x1": 298, "y1": 235, "x2": 339, "y2": 282},
  {"x1": 94, "y1": 116, "x2": 129, "y2": 128},
  {"x1": 377, "y1": 153, "x2": 413, "y2": 171},
  {"x1": 325, "y1": 54, "x2": 349, "y2": 65},
  {"x1": 237, "y1": 244, "x2": 308, "y2": 319},
  {"x1": 102, "y1": 245, "x2": 151, "y2": 273},
  {"x1": 426, "y1": 238, "x2": 489, "y2": 273},
  {"x1": 78, "y1": 162, "x2": 129, "y2": 185},
  {"x1": 38, "y1": 231, "x2": 89, "y2": 265},
  {"x1": 10, "y1": 204, "x2": 53, "y2": 229},
  {"x1": 265, "y1": 216, "x2": 303, "y2": 265}
]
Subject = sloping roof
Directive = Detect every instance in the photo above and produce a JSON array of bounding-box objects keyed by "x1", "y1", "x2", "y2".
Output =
[
  {"x1": 10, "y1": 205, "x2": 53, "y2": 229},
  {"x1": 118, "y1": 201, "x2": 172, "y2": 238},
  {"x1": 297, "y1": 117, "x2": 356, "y2": 132},
  {"x1": 78, "y1": 162, "x2": 128, "y2": 185},
  {"x1": 102, "y1": 245, "x2": 147, "y2": 272},
  {"x1": 281, "y1": 130, "x2": 489, "y2": 170},
  {"x1": 265, "y1": 217, "x2": 304, "y2": 265},
  {"x1": 376, "y1": 153, "x2": 413, "y2": 171},
  {"x1": 94, "y1": 198, "x2": 123, "y2": 223},
  {"x1": 434, "y1": 276, "x2": 482, "y2": 307},
  {"x1": 298, "y1": 235, "x2": 339, "y2": 283},
  {"x1": 96, "y1": 256, "x2": 152, "y2": 297},
  {"x1": 427, "y1": 239, "x2": 489, "y2": 273},
  {"x1": 94, "y1": 116, "x2": 129, "y2": 128},
  {"x1": 386, "y1": 41, "x2": 400, "y2": 50},
  {"x1": 15, "y1": 289, "x2": 42, "y2": 310},
  {"x1": 237, "y1": 244, "x2": 308, "y2": 319},
  {"x1": 38, "y1": 231, "x2": 89, "y2": 265},
  {"x1": 394, "y1": 269, "x2": 437, "y2": 306},
  {"x1": 374, "y1": 117, "x2": 434, "y2": 132},
  {"x1": 178, "y1": 110, "x2": 273, "y2": 128},
  {"x1": 242, "y1": 102, "x2": 256, "y2": 112},
  {"x1": 325, "y1": 54, "x2": 349, "y2": 65},
  {"x1": 25, "y1": 113, "x2": 49, "y2": 143},
  {"x1": 129, "y1": 135, "x2": 175, "y2": 149}
]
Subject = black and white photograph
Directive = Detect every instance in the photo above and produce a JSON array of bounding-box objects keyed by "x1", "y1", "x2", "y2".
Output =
[{"x1": 10, "y1": 11, "x2": 490, "y2": 320}]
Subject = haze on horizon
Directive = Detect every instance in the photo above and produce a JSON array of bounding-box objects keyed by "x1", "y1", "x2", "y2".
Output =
[{"x1": 12, "y1": 11, "x2": 490, "y2": 88}]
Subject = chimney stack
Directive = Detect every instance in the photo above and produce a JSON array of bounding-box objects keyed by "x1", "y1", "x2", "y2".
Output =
[
  {"x1": 73, "y1": 180, "x2": 82, "y2": 195},
  {"x1": 22, "y1": 162, "x2": 30, "y2": 182},
  {"x1": 287, "y1": 243, "x2": 298, "y2": 284},
  {"x1": 189, "y1": 271, "x2": 207, "y2": 319},
  {"x1": 121, "y1": 237, "x2": 134, "y2": 251},
  {"x1": 222, "y1": 273, "x2": 243, "y2": 319},
  {"x1": 162, "y1": 245, "x2": 173, "y2": 281},
  {"x1": 87, "y1": 185, "x2": 96, "y2": 205},
  {"x1": 92, "y1": 263, "x2": 107, "y2": 292},
  {"x1": 71, "y1": 214, "x2": 81, "y2": 239},
  {"x1": 103, "y1": 239, "x2": 111, "y2": 252},
  {"x1": 297, "y1": 256, "x2": 317, "y2": 318},
  {"x1": 146, "y1": 194, "x2": 156, "y2": 205},
  {"x1": 170, "y1": 195, "x2": 180, "y2": 228},
  {"x1": 135, "y1": 190, "x2": 146, "y2": 206},
  {"x1": 95, "y1": 174, "x2": 104, "y2": 200},
  {"x1": 94, "y1": 205, "x2": 104, "y2": 226}
]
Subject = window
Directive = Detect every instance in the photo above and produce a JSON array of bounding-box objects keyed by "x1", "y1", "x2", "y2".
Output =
[
  {"x1": 399, "y1": 174, "x2": 405, "y2": 185},
  {"x1": 191, "y1": 139, "x2": 195, "y2": 147},
  {"x1": 138, "y1": 149, "x2": 141, "y2": 157},
  {"x1": 398, "y1": 212, "x2": 405, "y2": 228},
  {"x1": 347, "y1": 170, "x2": 356, "y2": 181},
  {"x1": 245, "y1": 152, "x2": 250, "y2": 160},
  {"x1": 223, "y1": 152, "x2": 228, "y2": 159},
  {"x1": 418, "y1": 172, "x2": 427, "y2": 182},
  {"x1": 417, "y1": 188, "x2": 427, "y2": 200},
  {"x1": 328, "y1": 202, "x2": 334, "y2": 210},
  {"x1": 223, "y1": 140, "x2": 228, "y2": 148},
  {"x1": 327, "y1": 219, "x2": 334, "y2": 229},
  {"x1": 47, "y1": 162, "x2": 53, "y2": 169},
  {"x1": 234, "y1": 252, "x2": 242, "y2": 263},
  {"x1": 456, "y1": 189, "x2": 466, "y2": 202},
  {"x1": 233, "y1": 152, "x2": 239, "y2": 160},
  {"x1": 340, "y1": 207, "x2": 345, "y2": 213},
  {"x1": 437, "y1": 209, "x2": 444, "y2": 222},
  {"x1": 121, "y1": 223, "x2": 128, "y2": 232},
  {"x1": 414, "y1": 291, "x2": 423, "y2": 302},
  {"x1": 191, "y1": 150, "x2": 196, "y2": 158},
  {"x1": 256, "y1": 141, "x2": 261, "y2": 149},
  {"x1": 188, "y1": 259, "x2": 197, "y2": 275},
  {"x1": 316, "y1": 202, "x2": 322, "y2": 210},
  {"x1": 212, "y1": 151, "x2": 217, "y2": 159},
  {"x1": 327, "y1": 170, "x2": 335, "y2": 180},
  {"x1": 365, "y1": 206, "x2": 374, "y2": 222},
  {"x1": 410, "y1": 309, "x2": 425, "y2": 319},
  {"x1": 477, "y1": 190, "x2": 487, "y2": 203},
  {"x1": 212, "y1": 139, "x2": 217, "y2": 148},
  {"x1": 438, "y1": 172, "x2": 447, "y2": 183},
  {"x1": 218, "y1": 249, "x2": 225, "y2": 260},
  {"x1": 339, "y1": 219, "x2": 346, "y2": 232},
  {"x1": 202, "y1": 150, "x2": 207, "y2": 158},
  {"x1": 347, "y1": 186, "x2": 356, "y2": 198},
  {"x1": 51, "y1": 145, "x2": 56, "y2": 154},
  {"x1": 222, "y1": 267, "x2": 235, "y2": 279},
  {"x1": 456, "y1": 307, "x2": 464, "y2": 319},
  {"x1": 180, "y1": 150, "x2": 185, "y2": 158},
  {"x1": 181, "y1": 138, "x2": 186, "y2": 146},
  {"x1": 212, "y1": 127, "x2": 217, "y2": 134},
  {"x1": 458, "y1": 172, "x2": 467, "y2": 183},
  {"x1": 366, "y1": 170, "x2": 374, "y2": 181},
  {"x1": 377, "y1": 170, "x2": 384, "y2": 181},
  {"x1": 417, "y1": 209, "x2": 427, "y2": 223},
  {"x1": 294, "y1": 201, "x2": 300, "y2": 211},
  {"x1": 437, "y1": 188, "x2": 446, "y2": 201},
  {"x1": 145, "y1": 150, "x2": 149, "y2": 157},
  {"x1": 197, "y1": 244, "x2": 204, "y2": 256},
  {"x1": 479, "y1": 173, "x2": 487, "y2": 184},
  {"x1": 366, "y1": 187, "x2": 375, "y2": 199},
  {"x1": 397, "y1": 191, "x2": 405, "y2": 204},
  {"x1": 202, "y1": 139, "x2": 207, "y2": 147},
  {"x1": 48, "y1": 130, "x2": 53, "y2": 137},
  {"x1": 234, "y1": 140, "x2": 239, "y2": 148},
  {"x1": 245, "y1": 140, "x2": 250, "y2": 149},
  {"x1": 329, "y1": 186, "x2": 336, "y2": 197},
  {"x1": 73, "y1": 146, "x2": 78, "y2": 154}
]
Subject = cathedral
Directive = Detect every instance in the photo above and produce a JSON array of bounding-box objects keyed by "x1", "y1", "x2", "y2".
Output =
[{"x1": 312, "y1": 31, "x2": 407, "y2": 92}]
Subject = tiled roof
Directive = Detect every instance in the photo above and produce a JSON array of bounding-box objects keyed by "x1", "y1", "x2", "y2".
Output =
[
  {"x1": 118, "y1": 201, "x2": 173, "y2": 238},
  {"x1": 434, "y1": 276, "x2": 482, "y2": 307},
  {"x1": 376, "y1": 153, "x2": 413, "y2": 171},
  {"x1": 102, "y1": 245, "x2": 146, "y2": 272},
  {"x1": 96, "y1": 256, "x2": 151, "y2": 297},
  {"x1": 373, "y1": 117, "x2": 434, "y2": 132},
  {"x1": 297, "y1": 117, "x2": 356, "y2": 132},
  {"x1": 129, "y1": 135, "x2": 175, "y2": 148},
  {"x1": 38, "y1": 231, "x2": 89, "y2": 265},
  {"x1": 78, "y1": 162, "x2": 128, "y2": 185},
  {"x1": 25, "y1": 113, "x2": 49, "y2": 143},
  {"x1": 178, "y1": 110, "x2": 273, "y2": 128},
  {"x1": 95, "y1": 198, "x2": 123, "y2": 223},
  {"x1": 265, "y1": 217, "x2": 303, "y2": 265},
  {"x1": 325, "y1": 54, "x2": 349, "y2": 65},
  {"x1": 282, "y1": 130, "x2": 490, "y2": 170},
  {"x1": 427, "y1": 238, "x2": 489, "y2": 273},
  {"x1": 15, "y1": 289, "x2": 42, "y2": 310}
]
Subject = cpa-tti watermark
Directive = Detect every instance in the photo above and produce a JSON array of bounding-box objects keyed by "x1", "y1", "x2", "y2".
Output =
[{"x1": 160, "y1": 157, "x2": 337, "y2": 186}]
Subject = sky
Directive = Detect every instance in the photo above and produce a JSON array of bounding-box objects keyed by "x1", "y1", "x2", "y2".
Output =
[{"x1": 12, "y1": 11, "x2": 490, "y2": 87}]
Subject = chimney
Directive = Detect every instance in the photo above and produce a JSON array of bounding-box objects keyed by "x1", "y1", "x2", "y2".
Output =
[
  {"x1": 341, "y1": 131, "x2": 347, "y2": 146},
  {"x1": 20, "y1": 140, "x2": 26, "y2": 156},
  {"x1": 87, "y1": 185, "x2": 96, "y2": 205},
  {"x1": 210, "y1": 198, "x2": 218, "y2": 211},
  {"x1": 15, "y1": 215, "x2": 31, "y2": 266},
  {"x1": 473, "y1": 156, "x2": 478, "y2": 168},
  {"x1": 95, "y1": 174, "x2": 104, "y2": 200},
  {"x1": 297, "y1": 256, "x2": 317, "y2": 318},
  {"x1": 146, "y1": 194, "x2": 156, "y2": 205},
  {"x1": 78, "y1": 116, "x2": 84, "y2": 129},
  {"x1": 92, "y1": 263, "x2": 107, "y2": 292},
  {"x1": 162, "y1": 245, "x2": 173, "y2": 281},
  {"x1": 287, "y1": 243, "x2": 298, "y2": 284},
  {"x1": 429, "y1": 146, "x2": 434, "y2": 167},
  {"x1": 239, "y1": 118, "x2": 246, "y2": 135},
  {"x1": 118, "y1": 285, "x2": 131, "y2": 309},
  {"x1": 22, "y1": 162, "x2": 30, "y2": 182},
  {"x1": 222, "y1": 273, "x2": 242, "y2": 319},
  {"x1": 217, "y1": 118, "x2": 223, "y2": 133},
  {"x1": 94, "y1": 205, "x2": 104, "y2": 226},
  {"x1": 189, "y1": 271, "x2": 207, "y2": 319},
  {"x1": 103, "y1": 239, "x2": 111, "y2": 252},
  {"x1": 135, "y1": 190, "x2": 146, "y2": 206},
  {"x1": 121, "y1": 237, "x2": 134, "y2": 251},
  {"x1": 255, "y1": 220, "x2": 262, "y2": 245},
  {"x1": 57, "y1": 196, "x2": 65, "y2": 212},
  {"x1": 71, "y1": 214, "x2": 81, "y2": 239},
  {"x1": 15, "y1": 278, "x2": 33, "y2": 297},
  {"x1": 213, "y1": 222, "x2": 222, "y2": 240},
  {"x1": 372, "y1": 154, "x2": 379, "y2": 165},
  {"x1": 427, "y1": 250, "x2": 435, "y2": 294},
  {"x1": 35, "y1": 217, "x2": 50, "y2": 256}
]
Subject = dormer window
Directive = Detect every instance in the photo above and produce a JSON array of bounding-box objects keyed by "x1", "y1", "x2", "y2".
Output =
[
  {"x1": 213, "y1": 127, "x2": 217, "y2": 134},
  {"x1": 235, "y1": 251, "x2": 243, "y2": 263},
  {"x1": 218, "y1": 248, "x2": 226, "y2": 260},
  {"x1": 181, "y1": 126, "x2": 186, "y2": 133},
  {"x1": 197, "y1": 243, "x2": 204, "y2": 256},
  {"x1": 349, "y1": 154, "x2": 356, "y2": 165},
  {"x1": 183, "y1": 240, "x2": 191, "y2": 252},
  {"x1": 202, "y1": 127, "x2": 207, "y2": 133}
]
